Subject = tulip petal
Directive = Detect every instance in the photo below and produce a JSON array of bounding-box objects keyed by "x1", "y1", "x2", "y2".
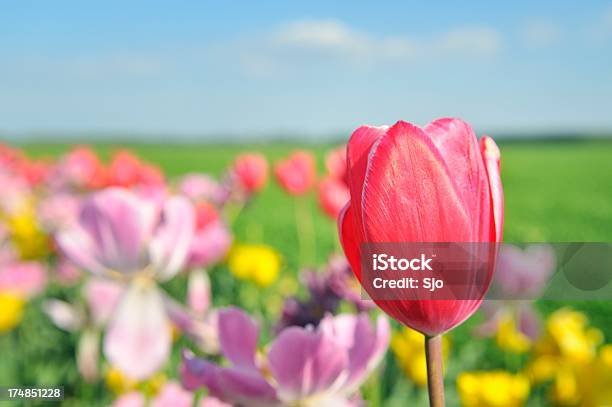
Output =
[
  {"x1": 188, "y1": 269, "x2": 211, "y2": 316},
  {"x1": 80, "y1": 188, "x2": 158, "y2": 274},
  {"x1": 319, "y1": 314, "x2": 390, "y2": 391},
  {"x1": 111, "y1": 392, "x2": 145, "y2": 407},
  {"x1": 217, "y1": 307, "x2": 258, "y2": 369},
  {"x1": 84, "y1": 277, "x2": 124, "y2": 326},
  {"x1": 346, "y1": 125, "x2": 387, "y2": 238},
  {"x1": 151, "y1": 382, "x2": 193, "y2": 407},
  {"x1": 43, "y1": 299, "x2": 84, "y2": 331},
  {"x1": 150, "y1": 196, "x2": 195, "y2": 281},
  {"x1": 480, "y1": 136, "x2": 504, "y2": 241},
  {"x1": 268, "y1": 327, "x2": 348, "y2": 402},
  {"x1": 181, "y1": 350, "x2": 278, "y2": 406},
  {"x1": 338, "y1": 204, "x2": 363, "y2": 281},
  {"x1": 424, "y1": 118, "x2": 493, "y2": 240},
  {"x1": 104, "y1": 282, "x2": 170, "y2": 380},
  {"x1": 362, "y1": 121, "x2": 471, "y2": 242},
  {"x1": 56, "y1": 225, "x2": 108, "y2": 276}
]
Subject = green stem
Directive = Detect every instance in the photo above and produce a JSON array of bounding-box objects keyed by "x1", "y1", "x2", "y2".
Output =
[
  {"x1": 294, "y1": 197, "x2": 316, "y2": 266},
  {"x1": 425, "y1": 335, "x2": 445, "y2": 407}
]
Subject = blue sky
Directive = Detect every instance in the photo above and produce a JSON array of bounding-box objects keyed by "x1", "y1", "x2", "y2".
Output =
[{"x1": 1, "y1": 1, "x2": 612, "y2": 140}]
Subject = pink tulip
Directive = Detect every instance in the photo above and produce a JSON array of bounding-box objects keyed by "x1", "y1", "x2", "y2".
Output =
[
  {"x1": 107, "y1": 151, "x2": 164, "y2": 188},
  {"x1": 111, "y1": 382, "x2": 229, "y2": 407},
  {"x1": 187, "y1": 202, "x2": 232, "y2": 269},
  {"x1": 338, "y1": 118, "x2": 503, "y2": 406},
  {"x1": 0, "y1": 262, "x2": 47, "y2": 299},
  {"x1": 318, "y1": 176, "x2": 350, "y2": 219},
  {"x1": 339, "y1": 118, "x2": 503, "y2": 337},
  {"x1": 233, "y1": 153, "x2": 269, "y2": 193},
  {"x1": 274, "y1": 151, "x2": 316, "y2": 195},
  {"x1": 181, "y1": 307, "x2": 389, "y2": 406},
  {"x1": 57, "y1": 187, "x2": 195, "y2": 379},
  {"x1": 53, "y1": 146, "x2": 107, "y2": 189},
  {"x1": 178, "y1": 174, "x2": 228, "y2": 204}
]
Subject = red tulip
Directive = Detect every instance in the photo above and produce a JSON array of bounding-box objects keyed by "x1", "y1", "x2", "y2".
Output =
[
  {"x1": 233, "y1": 153, "x2": 268, "y2": 193},
  {"x1": 318, "y1": 176, "x2": 349, "y2": 219},
  {"x1": 108, "y1": 150, "x2": 164, "y2": 188},
  {"x1": 274, "y1": 151, "x2": 316, "y2": 195},
  {"x1": 338, "y1": 118, "x2": 503, "y2": 336}
]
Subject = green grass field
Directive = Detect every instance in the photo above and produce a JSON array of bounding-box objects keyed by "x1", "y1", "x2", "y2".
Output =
[{"x1": 3, "y1": 139, "x2": 611, "y2": 406}]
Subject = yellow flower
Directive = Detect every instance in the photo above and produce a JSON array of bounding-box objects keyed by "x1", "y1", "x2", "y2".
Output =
[
  {"x1": 105, "y1": 367, "x2": 138, "y2": 395},
  {"x1": 228, "y1": 244, "x2": 281, "y2": 287},
  {"x1": 105, "y1": 367, "x2": 166, "y2": 396},
  {"x1": 0, "y1": 292, "x2": 25, "y2": 333},
  {"x1": 574, "y1": 345, "x2": 612, "y2": 407},
  {"x1": 391, "y1": 327, "x2": 449, "y2": 387},
  {"x1": 496, "y1": 313, "x2": 531, "y2": 354},
  {"x1": 457, "y1": 371, "x2": 530, "y2": 407},
  {"x1": 526, "y1": 308, "x2": 609, "y2": 406},
  {"x1": 527, "y1": 308, "x2": 602, "y2": 384},
  {"x1": 3, "y1": 203, "x2": 50, "y2": 260}
]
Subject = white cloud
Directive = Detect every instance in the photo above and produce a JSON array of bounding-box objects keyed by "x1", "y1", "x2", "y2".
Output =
[
  {"x1": 520, "y1": 20, "x2": 561, "y2": 48},
  {"x1": 237, "y1": 19, "x2": 501, "y2": 75}
]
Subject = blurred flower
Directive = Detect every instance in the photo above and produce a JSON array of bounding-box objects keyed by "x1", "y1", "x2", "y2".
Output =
[
  {"x1": 0, "y1": 292, "x2": 25, "y2": 333},
  {"x1": 105, "y1": 367, "x2": 165, "y2": 396},
  {"x1": 52, "y1": 146, "x2": 107, "y2": 190},
  {"x1": 110, "y1": 381, "x2": 229, "y2": 407},
  {"x1": 4, "y1": 200, "x2": 51, "y2": 260},
  {"x1": 475, "y1": 244, "x2": 556, "y2": 352},
  {"x1": 339, "y1": 119, "x2": 503, "y2": 336},
  {"x1": 276, "y1": 255, "x2": 373, "y2": 332},
  {"x1": 0, "y1": 226, "x2": 47, "y2": 333},
  {"x1": 187, "y1": 202, "x2": 232, "y2": 269},
  {"x1": 0, "y1": 261, "x2": 47, "y2": 299},
  {"x1": 526, "y1": 308, "x2": 607, "y2": 406},
  {"x1": 54, "y1": 255, "x2": 83, "y2": 285},
  {"x1": 57, "y1": 188, "x2": 195, "y2": 380},
  {"x1": 178, "y1": 174, "x2": 228, "y2": 205},
  {"x1": 181, "y1": 307, "x2": 390, "y2": 406},
  {"x1": 318, "y1": 176, "x2": 349, "y2": 219},
  {"x1": 457, "y1": 371, "x2": 530, "y2": 407},
  {"x1": 185, "y1": 270, "x2": 210, "y2": 319},
  {"x1": 37, "y1": 193, "x2": 81, "y2": 233},
  {"x1": 494, "y1": 244, "x2": 556, "y2": 298},
  {"x1": 494, "y1": 311, "x2": 532, "y2": 354},
  {"x1": 107, "y1": 151, "x2": 164, "y2": 188},
  {"x1": 44, "y1": 278, "x2": 124, "y2": 381},
  {"x1": 274, "y1": 151, "x2": 316, "y2": 195},
  {"x1": 392, "y1": 327, "x2": 450, "y2": 387},
  {"x1": 325, "y1": 145, "x2": 347, "y2": 184},
  {"x1": 233, "y1": 153, "x2": 268, "y2": 193},
  {"x1": 227, "y1": 243, "x2": 281, "y2": 287},
  {"x1": 578, "y1": 344, "x2": 612, "y2": 407}
]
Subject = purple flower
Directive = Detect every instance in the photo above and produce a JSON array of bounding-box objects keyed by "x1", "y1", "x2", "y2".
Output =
[
  {"x1": 56, "y1": 187, "x2": 195, "y2": 380},
  {"x1": 276, "y1": 256, "x2": 374, "y2": 332},
  {"x1": 475, "y1": 244, "x2": 556, "y2": 340},
  {"x1": 181, "y1": 307, "x2": 389, "y2": 406}
]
